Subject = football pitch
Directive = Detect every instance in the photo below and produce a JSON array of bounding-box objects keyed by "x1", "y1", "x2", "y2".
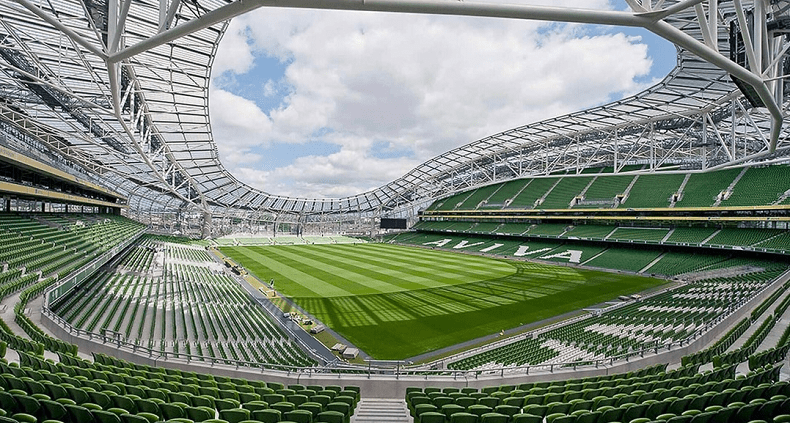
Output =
[{"x1": 221, "y1": 243, "x2": 667, "y2": 359}]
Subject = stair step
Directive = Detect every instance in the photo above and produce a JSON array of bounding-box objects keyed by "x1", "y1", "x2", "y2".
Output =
[{"x1": 352, "y1": 399, "x2": 411, "y2": 423}]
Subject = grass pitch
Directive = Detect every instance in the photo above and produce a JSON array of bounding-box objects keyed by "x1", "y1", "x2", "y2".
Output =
[{"x1": 221, "y1": 243, "x2": 667, "y2": 359}]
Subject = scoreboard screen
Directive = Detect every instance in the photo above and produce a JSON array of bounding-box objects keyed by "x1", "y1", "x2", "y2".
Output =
[{"x1": 380, "y1": 218, "x2": 407, "y2": 229}]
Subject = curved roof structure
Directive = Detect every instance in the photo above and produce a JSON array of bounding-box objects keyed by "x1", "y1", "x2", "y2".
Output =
[{"x1": 0, "y1": 0, "x2": 788, "y2": 225}]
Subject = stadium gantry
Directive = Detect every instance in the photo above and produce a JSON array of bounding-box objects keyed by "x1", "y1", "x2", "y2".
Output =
[{"x1": 1, "y1": 0, "x2": 789, "y2": 236}]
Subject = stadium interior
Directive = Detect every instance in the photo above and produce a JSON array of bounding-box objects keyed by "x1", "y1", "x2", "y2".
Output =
[{"x1": 2, "y1": 0, "x2": 790, "y2": 422}]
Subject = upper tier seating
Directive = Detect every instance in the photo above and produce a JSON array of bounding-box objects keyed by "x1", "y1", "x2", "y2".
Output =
[
  {"x1": 427, "y1": 165, "x2": 790, "y2": 212},
  {"x1": 722, "y1": 165, "x2": 790, "y2": 206},
  {"x1": 509, "y1": 178, "x2": 561, "y2": 209},
  {"x1": 540, "y1": 178, "x2": 592, "y2": 209},
  {"x1": 675, "y1": 168, "x2": 741, "y2": 207},
  {"x1": 622, "y1": 174, "x2": 686, "y2": 208},
  {"x1": 574, "y1": 175, "x2": 634, "y2": 208}
]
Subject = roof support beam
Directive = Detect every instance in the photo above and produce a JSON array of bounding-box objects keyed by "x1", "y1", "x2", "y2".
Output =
[{"x1": 10, "y1": 0, "x2": 107, "y2": 59}]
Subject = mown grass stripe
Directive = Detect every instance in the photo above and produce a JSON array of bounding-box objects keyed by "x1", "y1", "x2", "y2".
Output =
[
  {"x1": 358, "y1": 243, "x2": 509, "y2": 270},
  {"x1": 298, "y1": 244, "x2": 514, "y2": 291},
  {"x1": 284, "y1": 245, "x2": 460, "y2": 290},
  {"x1": 222, "y1": 243, "x2": 669, "y2": 359},
  {"x1": 256, "y1": 246, "x2": 413, "y2": 295},
  {"x1": 309, "y1": 243, "x2": 499, "y2": 275},
  {"x1": 349, "y1": 243, "x2": 513, "y2": 273},
  {"x1": 230, "y1": 246, "x2": 351, "y2": 297}
]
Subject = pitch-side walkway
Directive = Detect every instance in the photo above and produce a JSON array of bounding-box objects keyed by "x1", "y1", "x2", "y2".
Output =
[
  {"x1": 351, "y1": 399, "x2": 410, "y2": 423},
  {"x1": 696, "y1": 286, "x2": 790, "y2": 377},
  {"x1": 734, "y1": 289, "x2": 790, "y2": 376}
]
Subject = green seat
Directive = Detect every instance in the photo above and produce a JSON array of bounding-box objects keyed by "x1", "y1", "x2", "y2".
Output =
[
  {"x1": 315, "y1": 410, "x2": 344, "y2": 423},
  {"x1": 479, "y1": 397, "x2": 499, "y2": 408},
  {"x1": 284, "y1": 409, "x2": 313, "y2": 423},
  {"x1": 0, "y1": 391, "x2": 17, "y2": 414},
  {"x1": 192, "y1": 396, "x2": 215, "y2": 409},
  {"x1": 10, "y1": 413, "x2": 36, "y2": 423},
  {"x1": 93, "y1": 409, "x2": 124, "y2": 423},
  {"x1": 332, "y1": 396, "x2": 354, "y2": 414},
  {"x1": 298, "y1": 402, "x2": 322, "y2": 418},
  {"x1": 14, "y1": 394, "x2": 42, "y2": 419},
  {"x1": 600, "y1": 406, "x2": 624, "y2": 422},
  {"x1": 522, "y1": 404, "x2": 547, "y2": 417},
  {"x1": 89, "y1": 392, "x2": 113, "y2": 409},
  {"x1": 169, "y1": 393, "x2": 192, "y2": 406},
  {"x1": 41, "y1": 399, "x2": 68, "y2": 421},
  {"x1": 449, "y1": 412, "x2": 478, "y2": 423},
  {"x1": 134, "y1": 399, "x2": 160, "y2": 418},
  {"x1": 511, "y1": 414, "x2": 543, "y2": 423},
  {"x1": 317, "y1": 391, "x2": 336, "y2": 401},
  {"x1": 161, "y1": 403, "x2": 187, "y2": 420},
  {"x1": 108, "y1": 407, "x2": 130, "y2": 416},
  {"x1": 325, "y1": 402, "x2": 350, "y2": 418},
  {"x1": 185, "y1": 406, "x2": 214, "y2": 422},
  {"x1": 238, "y1": 392, "x2": 260, "y2": 404},
  {"x1": 219, "y1": 408, "x2": 251, "y2": 423},
  {"x1": 311, "y1": 396, "x2": 331, "y2": 408},
  {"x1": 215, "y1": 399, "x2": 240, "y2": 411},
  {"x1": 120, "y1": 413, "x2": 152, "y2": 423},
  {"x1": 112, "y1": 396, "x2": 136, "y2": 414},
  {"x1": 420, "y1": 411, "x2": 445, "y2": 423},
  {"x1": 480, "y1": 412, "x2": 509, "y2": 423},
  {"x1": 622, "y1": 403, "x2": 649, "y2": 422},
  {"x1": 441, "y1": 403, "x2": 465, "y2": 420},
  {"x1": 455, "y1": 397, "x2": 476, "y2": 409},
  {"x1": 272, "y1": 402, "x2": 296, "y2": 414},
  {"x1": 287, "y1": 395, "x2": 309, "y2": 407},
  {"x1": 467, "y1": 404, "x2": 492, "y2": 417},
  {"x1": 414, "y1": 403, "x2": 438, "y2": 419},
  {"x1": 689, "y1": 411, "x2": 715, "y2": 423},
  {"x1": 545, "y1": 412, "x2": 566, "y2": 423},
  {"x1": 242, "y1": 400, "x2": 268, "y2": 412},
  {"x1": 252, "y1": 409, "x2": 282, "y2": 423},
  {"x1": 737, "y1": 403, "x2": 762, "y2": 422},
  {"x1": 66, "y1": 404, "x2": 95, "y2": 423},
  {"x1": 135, "y1": 412, "x2": 160, "y2": 423},
  {"x1": 494, "y1": 404, "x2": 519, "y2": 417}
]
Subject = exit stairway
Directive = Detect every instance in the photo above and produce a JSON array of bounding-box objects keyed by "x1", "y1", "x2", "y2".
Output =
[{"x1": 351, "y1": 398, "x2": 411, "y2": 423}]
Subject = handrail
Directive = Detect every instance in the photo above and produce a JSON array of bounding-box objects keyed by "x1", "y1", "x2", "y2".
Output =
[
  {"x1": 43, "y1": 226, "x2": 146, "y2": 308},
  {"x1": 39, "y1": 268, "x2": 788, "y2": 379},
  {"x1": 427, "y1": 280, "x2": 685, "y2": 369}
]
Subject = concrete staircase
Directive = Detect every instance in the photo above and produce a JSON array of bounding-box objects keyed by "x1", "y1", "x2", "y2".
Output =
[{"x1": 351, "y1": 399, "x2": 411, "y2": 423}]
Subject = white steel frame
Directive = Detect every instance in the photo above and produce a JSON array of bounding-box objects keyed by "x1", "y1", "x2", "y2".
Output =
[{"x1": 1, "y1": 0, "x2": 789, "y2": 233}]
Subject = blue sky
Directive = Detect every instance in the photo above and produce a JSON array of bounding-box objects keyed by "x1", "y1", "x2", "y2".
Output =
[{"x1": 209, "y1": 1, "x2": 678, "y2": 198}]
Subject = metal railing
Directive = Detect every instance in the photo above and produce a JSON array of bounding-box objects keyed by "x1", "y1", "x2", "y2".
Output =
[
  {"x1": 36, "y1": 242, "x2": 790, "y2": 380},
  {"x1": 44, "y1": 227, "x2": 146, "y2": 308}
]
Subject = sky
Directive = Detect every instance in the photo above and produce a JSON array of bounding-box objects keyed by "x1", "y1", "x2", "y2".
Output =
[{"x1": 208, "y1": 0, "x2": 678, "y2": 199}]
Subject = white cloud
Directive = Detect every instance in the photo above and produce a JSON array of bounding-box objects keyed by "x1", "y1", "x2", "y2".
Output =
[
  {"x1": 208, "y1": 89, "x2": 271, "y2": 167},
  {"x1": 212, "y1": 19, "x2": 256, "y2": 76},
  {"x1": 209, "y1": 2, "x2": 657, "y2": 198}
]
